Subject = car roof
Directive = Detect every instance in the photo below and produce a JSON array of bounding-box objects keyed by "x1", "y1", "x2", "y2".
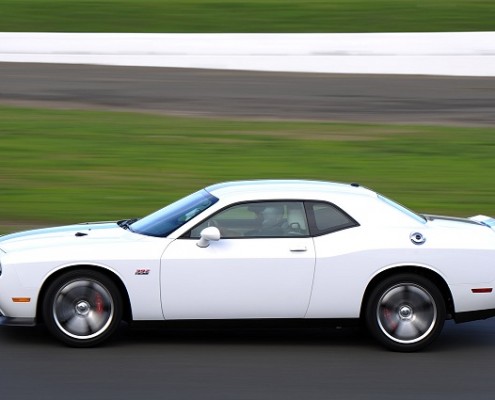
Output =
[{"x1": 205, "y1": 180, "x2": 377, "y2": 201}]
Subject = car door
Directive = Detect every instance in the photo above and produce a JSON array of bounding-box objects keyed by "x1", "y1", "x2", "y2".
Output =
[{"x1": 161, "y1": 201, "x2": 316, "y2": 319}]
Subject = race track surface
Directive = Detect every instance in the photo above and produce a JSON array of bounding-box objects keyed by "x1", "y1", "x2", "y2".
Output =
[
  {"x1": 1, "y1": 62, "x2": 495, "y2": 399},
  {"x1": 1, "y1": 63, "x2": 495, "y2": 125},
  {"x1": 1, "y1": 321, "x2": 495, "y2": 399}
]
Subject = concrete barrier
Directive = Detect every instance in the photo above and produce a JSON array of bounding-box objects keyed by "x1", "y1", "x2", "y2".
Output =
[{"x1": 1, "y1": 32, "x2": 494, "y2": 76}]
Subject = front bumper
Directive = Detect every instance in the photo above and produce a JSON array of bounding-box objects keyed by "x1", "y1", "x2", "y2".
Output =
[{"x1": 0, "y1": 315, "x2": 36, "y2": 327}]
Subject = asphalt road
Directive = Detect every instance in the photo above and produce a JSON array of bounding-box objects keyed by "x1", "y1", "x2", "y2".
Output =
[
  {"x1": 1, "y1": 62, "x2": 495, "y2": 125},
  {"x1": 1, "y1": 63, "x2": 495, "y2": 399},
  {"x1": 1, "y1": 320, "x2": 495, "y2": 400}
]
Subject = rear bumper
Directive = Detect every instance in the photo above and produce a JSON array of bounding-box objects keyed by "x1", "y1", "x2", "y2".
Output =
[
  {"x1": 0, "y1": 316, "x2": 36, "y2": 327},
  {"x1": 454, "y1": 308, "x2": 495, "y2": 323}
]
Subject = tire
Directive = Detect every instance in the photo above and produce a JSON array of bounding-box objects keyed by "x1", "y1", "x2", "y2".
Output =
[
  {"x1": 42, "y1": 270, "x2": 123, "y2": 347},
  {"x1": 365, "y1": 273, "x2": 446, "y2": 352}
]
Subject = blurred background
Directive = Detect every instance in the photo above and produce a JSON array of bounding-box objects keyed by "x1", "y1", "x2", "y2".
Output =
[
  {"x1": 1, "y1": 0, "x2": 494, "y2": 32},
  {"x1": 0, "y1": 0, "x2": 494, "y2": 234}
]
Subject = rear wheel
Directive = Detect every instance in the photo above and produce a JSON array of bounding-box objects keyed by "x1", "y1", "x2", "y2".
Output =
[
  {"x1": 42, "y1": 270, "x2": 123, "y2": 347},
  {"x1": 365, "y1": 274, "x2": 445, "y2": 352}
]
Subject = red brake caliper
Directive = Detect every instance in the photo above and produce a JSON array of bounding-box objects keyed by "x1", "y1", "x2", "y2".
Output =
[
  {"x1": 383, "y1": 307, "x2": 398, "y2": 331},
  {"x1": 95, "y1": 293, "x2": 104, "y2": 313}
]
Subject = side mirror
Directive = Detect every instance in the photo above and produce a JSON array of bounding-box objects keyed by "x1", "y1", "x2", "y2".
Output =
[{"x1": 196, "y1": 227, "x2": 221, "y2": 248}]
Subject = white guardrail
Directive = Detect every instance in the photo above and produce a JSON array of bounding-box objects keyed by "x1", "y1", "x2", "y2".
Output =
[{"x1": 0, "y1": 32, "x2": 494, "y2": 76}]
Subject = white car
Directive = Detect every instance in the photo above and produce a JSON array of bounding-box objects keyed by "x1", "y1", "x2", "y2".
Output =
[{"x1": 1, "y1": 180, "x2": 495, "y2": 351}]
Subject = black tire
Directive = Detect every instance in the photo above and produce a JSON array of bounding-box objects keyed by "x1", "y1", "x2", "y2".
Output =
[
  {"x1": 365, "y1": 273, "x2": 446, "y2": 352},
  {"x1": 42, "y1": 270, "x2": 123, "y2": 347}
]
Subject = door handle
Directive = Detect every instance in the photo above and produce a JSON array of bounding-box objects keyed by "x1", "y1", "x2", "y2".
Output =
[{"x1": 290, "y1": 246, "x2": 307, "y2": 252}]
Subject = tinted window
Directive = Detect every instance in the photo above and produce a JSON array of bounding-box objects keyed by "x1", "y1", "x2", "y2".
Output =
[
  {"x1": 131, "y1": 190, "x2": 218, "y2": 237},
  {"x1": 307, "y1": 201, "x2": 358, "y2": 235},
  {"x1": 190, "y1": 201, "x2": 309, "y2": 238}
]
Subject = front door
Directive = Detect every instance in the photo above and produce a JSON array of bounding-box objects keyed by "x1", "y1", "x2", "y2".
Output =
[{"x1": 160, "y1": 201, "x2": 315, "y2": 319}]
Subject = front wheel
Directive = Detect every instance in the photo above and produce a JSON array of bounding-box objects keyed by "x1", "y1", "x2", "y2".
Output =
[
  {"x1": 42, "y1": 270, "x2": 123, "y2": 347},
  {"x1": 365, "y1": 274, "x2": 446, "y2": 352}
]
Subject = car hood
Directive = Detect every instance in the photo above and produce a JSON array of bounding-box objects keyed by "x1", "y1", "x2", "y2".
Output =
[{"x1": 0, "y1": 222, "x2": 129, "y2": 253}]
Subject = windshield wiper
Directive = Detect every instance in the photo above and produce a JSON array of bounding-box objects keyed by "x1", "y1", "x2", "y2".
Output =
[{"x1": 117, "y1": 218, "x2": 139, "y2": 231}]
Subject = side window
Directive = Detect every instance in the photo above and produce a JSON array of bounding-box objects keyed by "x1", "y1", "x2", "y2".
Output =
[
  {"x1": 190, "y1": 201, "x2": 309, "y2": 238},
  {"x1": 306, "y1": 201, "x2": 358, "y2": 235}
]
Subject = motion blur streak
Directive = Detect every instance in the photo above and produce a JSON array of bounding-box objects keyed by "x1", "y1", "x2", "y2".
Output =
[{"x1": 1, "y1": 63, "x2": 494, "y2": 126}]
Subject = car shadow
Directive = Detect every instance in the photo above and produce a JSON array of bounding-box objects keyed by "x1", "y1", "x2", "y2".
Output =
[
  {"x1": 2, "y1": 319, "x2": 495, "y2": 352},
  {"x1": 124, "y1": 324, "x2": 372, "y2": 348}
]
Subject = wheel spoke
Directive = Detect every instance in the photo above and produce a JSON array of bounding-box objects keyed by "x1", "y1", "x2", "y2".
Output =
[
  {"x1": 394, "y1": 321, "x2": 419, "y2": 340},
  {"x1": 63, "y1": 315, "x2": 91, "y2": 336},
  {"x1": 81, "y1": 280, "x2": 96, "y2": 299},
  {"x1": 411, "y1": 317, "x2": 429, "y2": 335},
  {"x1": 86, "y1": 312, "x2": 107, "y2": 334},
  {"x1": 56, "y1": 287, "x2": 80, "y2": 306},
  {"x1": 401, "y1": 285, "x2": 413, "y2": 302},
  {"x1": 415, "y1": 298, "x2": 434, "y2": 312}
]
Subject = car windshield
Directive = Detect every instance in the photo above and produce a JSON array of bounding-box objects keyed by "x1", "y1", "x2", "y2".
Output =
[
  {"x1": 378, "y1": 194, "x2": 427, "y2": 224},
  {"x1": 131, "y1": 189, "x2": 219, "y2": 237}
]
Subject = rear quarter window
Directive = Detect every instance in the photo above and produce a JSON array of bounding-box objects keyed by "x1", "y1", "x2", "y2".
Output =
[{"x1": 307, "y1": 201, "x2": 359, "y2": 236}]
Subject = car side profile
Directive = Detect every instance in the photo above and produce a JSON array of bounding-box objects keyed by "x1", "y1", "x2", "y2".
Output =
[{"x1": 1, "y1": 180, "x2": 494, "y2": 351}]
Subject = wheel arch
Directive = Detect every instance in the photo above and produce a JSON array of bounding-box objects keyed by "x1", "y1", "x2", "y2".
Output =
[
  {"x1": 36, "y1": 264, "x2": 133, "y2": 324},
  {"x1": 360, "y1": 265, "x2": 455, "y2": 321}
]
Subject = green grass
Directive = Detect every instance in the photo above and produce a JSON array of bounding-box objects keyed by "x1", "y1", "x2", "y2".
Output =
[
  {"x1": 1, "y1": 105, "x2": 494, "y2": 234},
  {"x1": 0, "y1": 0, "x2": 494, "y2": 33}
]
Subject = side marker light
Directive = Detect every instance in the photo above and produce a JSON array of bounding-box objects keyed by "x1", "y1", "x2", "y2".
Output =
[
  {"x1": 471, "y1": 288, "x2": 493, "y2": 294},
  {"x1": 12, "y1": 297, "x2": 31, "y2": 303}
]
